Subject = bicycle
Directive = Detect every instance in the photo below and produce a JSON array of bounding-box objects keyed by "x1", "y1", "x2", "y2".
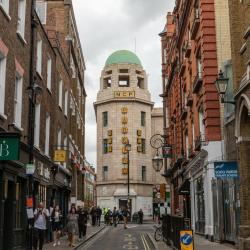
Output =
[{"x1": 154, "y1": 225, "x2": 163, "y2": 241}]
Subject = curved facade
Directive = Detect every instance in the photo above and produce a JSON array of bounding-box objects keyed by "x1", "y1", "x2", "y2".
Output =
[{"x1": 94, "y1": 50, "x2": 164, "y2": 216}]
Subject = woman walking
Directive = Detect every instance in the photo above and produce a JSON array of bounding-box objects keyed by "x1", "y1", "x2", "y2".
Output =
[
  {"x1": 66, "y1": 206, "x2": 79, "y2": 247},
  {"x1": 51, "y1": 205, "x2": 62, "y2": 247}
]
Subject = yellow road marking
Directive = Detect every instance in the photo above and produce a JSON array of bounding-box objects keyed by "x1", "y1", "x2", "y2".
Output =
[{"x1": 141, "y1": 234, "x2": 150, "y2": 250}]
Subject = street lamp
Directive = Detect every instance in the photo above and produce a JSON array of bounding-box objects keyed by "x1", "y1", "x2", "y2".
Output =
[
  {"x1": 152, "y1": 151, "x2": 163, "y2": 172},
  {"x1": 125, "y1": 143, "x2": 131, "y2": 212},
  {"x1": 215, "y1": 70, "x2": 235, "y2": 105}
]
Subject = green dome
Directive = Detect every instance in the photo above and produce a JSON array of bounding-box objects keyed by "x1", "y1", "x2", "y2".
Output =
[{"x1": 105, "y1": 50, "x2": 142, "y2": 66}]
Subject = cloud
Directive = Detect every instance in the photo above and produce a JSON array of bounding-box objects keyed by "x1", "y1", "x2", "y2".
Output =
[{"x1": 72, "y1": 0, "x2": 175, "y2": 166}]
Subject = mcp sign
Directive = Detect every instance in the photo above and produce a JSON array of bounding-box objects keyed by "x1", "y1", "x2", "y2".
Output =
[{"x1": 0, "y1": 133, "x2": 20, "y2": 161}]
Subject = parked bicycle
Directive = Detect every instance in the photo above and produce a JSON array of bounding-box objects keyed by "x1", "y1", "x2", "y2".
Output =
[{"x1": 154, "y1": 222, "x2": 168, "y2": 242}]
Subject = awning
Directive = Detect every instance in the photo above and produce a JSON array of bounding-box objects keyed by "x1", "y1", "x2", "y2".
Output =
[{"x1": 178, "y1": 179, "x2": 190, "y2": 195}]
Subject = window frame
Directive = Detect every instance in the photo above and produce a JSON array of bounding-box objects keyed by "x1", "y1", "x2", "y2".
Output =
[
  {"x1": 141, "y1": 111, "x2": 146, "y2": 126},
  {"x1": 46, "y1": 56, "x2": 52, "y2": 91},
  {"x1": 142, "y1": 166, "x2": 146, "y2": 182},
  {"x1": 58, "y1": 79, "x2": 63, "y2": 108},
  {"x1": 0, "y1": 54, "x2": 7, "y2": 116},
  {"x1": 141, "y1": 138, "x2": 146, "y2": 154},
  {"x1": 36, "y1": 35, "x2": 42, "y2": 75},
  {"x1": 45, "y1": 114, "x2": 50, "y2": 156},
  {"x1": 64, "y1": 89, "x2": 68, "y2": 116},
  {"x1": 102, "y1": 111, "x2": 108, "y2": 127},
  {"x1": 17, "y1": 0, "x2": 26, "y2": 38},
  {"x1": 14, "y1": 73, "x2": 23, "y2": 128},
  {"x1": 103, "y1": 139, "x2": 108, "y2": 154},
  {"x1": 34, "y1": 103, "x2": 41, "y2": 147},
  {"x1": 102, "y1": 166, "x2": 108, "y2": 181}
]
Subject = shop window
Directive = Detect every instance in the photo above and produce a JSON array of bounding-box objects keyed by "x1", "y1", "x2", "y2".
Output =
[
  {"x1": 103, "y1": 166, "x2": 108, "y2": 181},
  {"x1": 102, "y1": 111, "x2": 108, "y2": 127},
  {"x1": 103, "y1": 139, "x2": 108, "y2": 154},
  {"x1": 119, "y1": 75, "x2": 129, "y2": 87}
]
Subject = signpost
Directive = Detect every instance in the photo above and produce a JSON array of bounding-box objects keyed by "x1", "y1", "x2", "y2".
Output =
[
  {"x1": 180, "y1": 230, "x2": 194, "y2": 250},
  {"x1": 214, "y1": 161, "x2": 238, "y2": 179},
  {"x1": 0, "y1": 133, "x2": 20, "y2": 161},
  {"x1": 162, "y1": 145, "x2": 172, "y2": 158}
]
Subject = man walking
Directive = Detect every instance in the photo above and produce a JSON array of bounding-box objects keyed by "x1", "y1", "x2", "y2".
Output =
[
  {"x1": 138, "y1": 209, "x2": 143, "y2": 224},
  {"x1": 78, "y1": 206, "x2": 88, "y2": 241},
  {"x1": 33, "y1": 202, "x2": 50, "y2": 250},
  {"x1": 96, "y1": 206, "x2": 102, "y2": 226},
  {"x1": 112, "y1": 207, "x2": 118, "y2": 227},
  {"x1": 122, "y1": 206, "x2": 130, "y2": 229}
]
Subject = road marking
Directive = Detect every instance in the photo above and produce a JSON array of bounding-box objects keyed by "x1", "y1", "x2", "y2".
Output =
[
  {"x1": 123, "y1": 233, "x2": 139, "y2": 249},
  {"x1": 141, "y1": 234, "x2": 150, "y2": 250}
]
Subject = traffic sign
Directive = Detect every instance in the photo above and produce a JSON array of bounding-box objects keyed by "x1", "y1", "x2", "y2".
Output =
[{"x1": 180, "y1": 230, "x2": 194, "y2": 250}]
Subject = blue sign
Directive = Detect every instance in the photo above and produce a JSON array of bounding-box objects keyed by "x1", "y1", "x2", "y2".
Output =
[
  {"x1": 214, "y1": 161, "x2": 238, "y2": 179},
  {"x1": 180, "y1": 233, "x2": 193, "y2": 245}
]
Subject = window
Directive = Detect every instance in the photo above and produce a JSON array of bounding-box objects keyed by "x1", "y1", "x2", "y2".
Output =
[
  {"x1": 0, "y1": 54, "x2": 6, "y2": 115},
  {"x1": 141, "y1": 139, "x2": 146, "y2": 154},
  {"x1": 103, "y1": 166, "x2": 108, "y2": 181},
  {"x1": 141, "y1": 111, "x2": 146, "y2": 126},
  {"x1": 197, "y1": 57, "x2": 202, "y2": 78},
  {"x1": 103, "y1": 77, "x2": 111, "y2": 88},
  {"x1": 35, "y1": 1, "x2": 47, "y2": 24},
  {"x1": 103, "y1": 139, "x2": 108, "y2": 154},
  {"x1": 36, "y1": 36, "x2": 42, "y2": 75},
  {"x1": 0, "y1": 0, "x2": 9, "y2": 14},
  {"x1": 64, "y1": 89, "x2": 68, "y2": 116},
  {"x1": 192, "y1": 121, "x2": 195, "y2": 148},
  {"x1": 17, "y1": 0, "x2": 26, "y2": 38},
  {"x1": 118, "y1": 75, "x2": 129, "y2": 87},
  {"x1": 103, "y1": 111, "x2": 108, "y2": 127},
  {"x1": 142, "y1": 166, "x2": 146, "y2": 181},
  {"x1": 198, "y1": 108, "x2": 205, "y2": 139},
  {"x1": 58, "y1": 80, "x2": 62, "y2": 108},
  {"x1": 46, "y1": 56, "x2": 51, "y2": 91},
  {"x1": 45, "y1": 114, "x2": 50, "y2": 156},
  {"x1": 137, "y1": 77, "x2": 144, "y2": 88},
  {"x1": 34, "y1": 103, "x2": 41, "y2": 147},
  {"x1": 57, "y1": 128, "x2": 61, "y2": 149},
  {"x1": 14, "y1": 74, "x2": 23, "y2": 127},
  {"x1": 119, "y1": 69, "x2": 128, "y2": 73},
  {"x1": 185, "y1": 132, "x2": 189, "y2": 158}
]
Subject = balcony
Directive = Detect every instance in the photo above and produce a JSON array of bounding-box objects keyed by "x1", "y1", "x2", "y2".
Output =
[
  {"x1": 194, "y1": 134, "x2": 205, "y2": 151},
  {"x1": 192, "y1": 73, "x2": 203, "y2": 93},
  {"x1": 190, "y1": 9, "x2": 200, "y2": 40},
  {"x1": 186, "y1": 92, "x2": 193, "y2": 107},
  {"x1": 180, "y1": 107, "x2": 188, "y2": 120},
  {"x1": 188, "y1": 147, "x2": 195, "y2": 158}
]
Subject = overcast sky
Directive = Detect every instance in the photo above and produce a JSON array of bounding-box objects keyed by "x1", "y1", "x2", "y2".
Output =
[{"x1": 72, "y1": 0, "x2": 175, "y2": 166}]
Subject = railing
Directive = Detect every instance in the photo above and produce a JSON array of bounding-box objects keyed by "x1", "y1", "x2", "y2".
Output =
[
  {"x1": 194, "y1": 134, "x2": 205, "y2": 151},
  {"x1": 190, "y1": 8, "x2": 200, "y2": 39}
]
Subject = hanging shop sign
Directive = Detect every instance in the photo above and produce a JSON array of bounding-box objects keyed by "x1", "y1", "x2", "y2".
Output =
[
  {"x1": 162, "y1": 145, "x2": 172, "y2": 158},
  {"x1": 180, "y1": 230, "x2": 194, "y2": 250},
  {"x1": 54, "y1": 149, "x2": 66, "y2": 162},
  {"x1": 114, "y1": 91, "x2": 135, "y2": 98},
  {"x1": 26, "y1": 164, "x2": 35, "y2": 175},
  {"x1": 214, "y1": 161, "x2": 238, "y2": 179},
  {"x1": 0, "y1": 133, "x2": 20, "y2": 161}
]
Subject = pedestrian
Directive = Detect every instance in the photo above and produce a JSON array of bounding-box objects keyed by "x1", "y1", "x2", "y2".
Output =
[
  {"x1": 96, "y1": 206, "x2": 102, "y2": 226},
  {"x1": 118, "y1": 208, "x2": 123, "y2": 224},
  {"x1": 78, "y1": 206, "x2": 88, "y2": 241},
  {"x1": 138, "y1": 208, "x2": 143, "y2": 224},
  {"x1": 33, "y1": 202, "x2": 50, "y2": 250},
  {"x1": 104, "y1": 207, "x2": 108, "y2": 225},
  {"x1": 122, "y1": 206, "x2": 130, "y2": 229},
  {"x1": 90, "y1": 206, "x2": 96, "y2": 226},
  {"x1": 66, "y1": 206, "x2": 79, "y2": 247},
  {"x1": 51, "y1": 205, "x2": 62, "y2": 247},
  {"x1": 112, "y1": 207, "x2": 118, "y2": 227}
]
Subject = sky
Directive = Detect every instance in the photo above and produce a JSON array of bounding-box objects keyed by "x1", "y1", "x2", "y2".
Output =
[{"x1": 72, "y1": 0, "x2": 175, "y2": 167}]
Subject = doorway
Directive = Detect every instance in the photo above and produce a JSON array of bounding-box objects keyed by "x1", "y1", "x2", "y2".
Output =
[{"x1": 3, "y1": 179, "x2": 15, "y2": 250}]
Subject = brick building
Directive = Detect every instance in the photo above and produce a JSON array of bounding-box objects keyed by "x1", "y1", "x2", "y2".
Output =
[
  {"x1": 159, "y1": 0, "x2": 233, "y2": 245},
  {"x1": 0, "y1": 0, "x2": 86, "y2": 249}
]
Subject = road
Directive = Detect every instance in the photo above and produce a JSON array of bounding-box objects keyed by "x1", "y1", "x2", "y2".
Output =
[{"x1": 79, "y1": 224, "x2": 156, "y2": 250}]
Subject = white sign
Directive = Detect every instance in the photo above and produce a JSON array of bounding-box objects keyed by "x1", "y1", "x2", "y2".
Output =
[{"x1": 26, "y1": 164, "x2": 35, "y2": 175}]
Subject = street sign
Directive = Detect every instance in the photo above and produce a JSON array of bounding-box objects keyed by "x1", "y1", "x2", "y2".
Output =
[
  {"x1": 214, "y1": 161, "x2": 238, "y2": 179},
  {"x1": 0, "y1": 133, "x2": 20, "y2": 161},
  {"x1": 26, "y1": 164, "x2": 35, "y2": 175},
  {"x1": 54, "y1": 149, "x2": 66, "y2": 162},
  {"x1": 180, "y1": 230, "x2": 194, "y2": 250},
  {"x1": 162, "y1": 145, "x2": 172, "y2": 158}
]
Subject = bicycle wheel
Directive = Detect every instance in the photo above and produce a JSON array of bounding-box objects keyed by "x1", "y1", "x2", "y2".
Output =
[{"x1": 154, "y1": 227, "x2": 163, "y2": 241}]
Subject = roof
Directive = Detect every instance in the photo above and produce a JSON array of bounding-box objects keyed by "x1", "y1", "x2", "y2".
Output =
[{"x1": 105, "y1": 50, "x2": 142, "y2": 66}]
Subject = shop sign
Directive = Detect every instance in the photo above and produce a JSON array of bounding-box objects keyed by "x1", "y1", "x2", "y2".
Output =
[
  {"x1": 54, "y1": 149, "x2": 66, "y2": 162},
  {"x1": 162, "y1": 145, "x2": 172, "y2": 158},
  {"x1": 214, "y1": 161, "x2": 238, "y2": 179},
  {"x1": 0, "y1": 133, "x2": 20, "y2": 161},
  {"x1": 114, "y1": 91, "x2": 135, "y2": 98},
  {"x1": 26, "y1": 164, "x2": 35, "y2": 175},
  {"x1": 180, "y1": 230, "x2": 194, "y2": 250}
]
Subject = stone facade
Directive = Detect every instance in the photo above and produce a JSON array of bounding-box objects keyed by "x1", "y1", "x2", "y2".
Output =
[{"x1": 94, "y1": 53, "x2": 168, "y2": 216}]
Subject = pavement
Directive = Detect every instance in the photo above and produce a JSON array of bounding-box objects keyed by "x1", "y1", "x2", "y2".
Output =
[{"x1": 43, "y1": 223, "x2": 105, "y2": 250}]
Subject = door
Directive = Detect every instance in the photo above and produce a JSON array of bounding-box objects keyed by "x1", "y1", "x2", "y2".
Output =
[{"x1": 3, "y1": 180, "x2": 15, "y2": 250}]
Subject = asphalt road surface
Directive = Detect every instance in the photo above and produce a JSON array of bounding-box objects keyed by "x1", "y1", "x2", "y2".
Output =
[{"x1": 79, "y1": 224, "x2": 156, "y2": 250}]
